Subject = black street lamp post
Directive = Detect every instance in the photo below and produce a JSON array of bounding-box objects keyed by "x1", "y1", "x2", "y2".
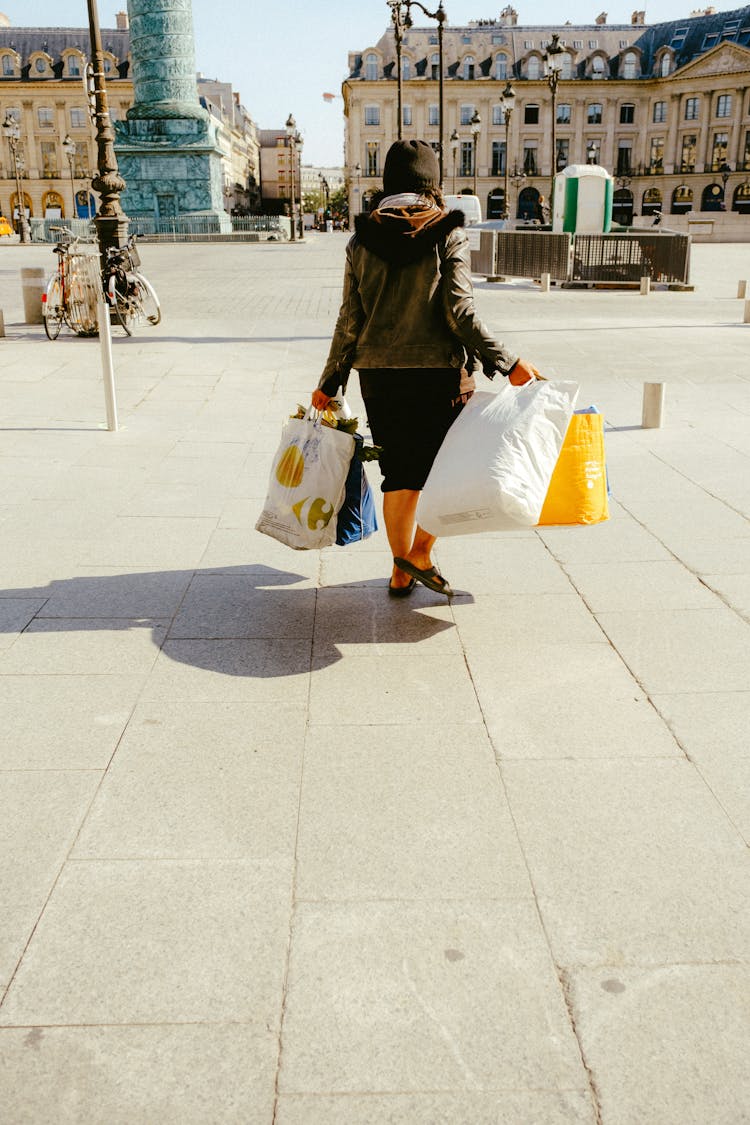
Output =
[
  {"x1": 510, "y1": 165, "x2": 527, "y2": 221},
  {"x1": 2, "y1": 113, "x2": 31, "y2": 243},
  {"x1": 500, "y1": 81, "x2": 515, "y2": 220},
  {"x1": 319, "y1": 173, "x2": 331, "y2": 230},
  {"x1": 285, "y1": 113, "x2": 303, "y2": 242},
  {"x1": 449, "y1": 128, "x2": 459, "y2": 193},
  {"x1": 720, "y1": 161, "x2": 732, "y2": 208},
  {"x1": 543, "y1": 32, "x2": 564, "y2": 212},
  {"x1": 388, "y1": 0, "x2": 447, "y2": 185},
  {"x1": 63, "y1": 133, "x2": 77, "y2": 222},
  {"x1": 587, "y1": 140, "x2": 597, "y2": 164},
  {"x1": 86, "y1": 0, "x2": 128, "y2": 263},
  {"x1": 470, "y1": 108, "x2": 481, "y2": 197}
]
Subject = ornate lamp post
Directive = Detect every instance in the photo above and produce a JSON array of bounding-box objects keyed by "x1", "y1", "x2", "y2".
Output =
[
  {"x1": 587, "y1": 140, "x2": 597, "y2": 164},
  {"x1": 449, "y1": 128, "x2": 459, "y2": 193},
  {"x1": 510, "y1": 165, "x2": 527, "y2": 221},
  {"x1": 543, "y1": 32, "x2": 564, "y2": 211},
  {"x1": 63, "y1": 134, "x2": 77, "y2": 221},
  {"x1": 285, "y1": 112, "x2": 303, "y2": 242},
  {"x1": 319, "y1": 172, "x2": 331, "y2": 230},
  {"x1": 2, "y1": 112, "x2": 30, "y2": 243},
  {"x1": 352, "y1": 162, "x2": 362, "y2": 217},
  {"x1": 388, "y1": 0, "x2": 447, "y2": 185},
  {"x1": 470, "y1": 108, "x2": 481, "y2": 197},
  {"x1": 720, "y1": 161, "x2": 732, "y2": 209},
  {"x1": 86, "y1": 0, "x2": 128, "y2": 261},
  {"x1": 500, "y1": 81, "x2": 515, "y2": 220}
]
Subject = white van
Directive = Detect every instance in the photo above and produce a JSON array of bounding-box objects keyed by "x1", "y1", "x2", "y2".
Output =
[{"x1": 443, "y1": 194, "x2": 482, "y2": 249}]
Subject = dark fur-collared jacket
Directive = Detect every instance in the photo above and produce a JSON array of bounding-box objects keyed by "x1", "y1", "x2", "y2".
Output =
[{"x1": 317, "y1": 201, "x2": 519, "y2": 396}]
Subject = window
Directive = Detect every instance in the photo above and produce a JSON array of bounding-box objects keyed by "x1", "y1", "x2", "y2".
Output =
[
  {"x1": 622, "y1": 51, "x2": 638, "y2": 78},
  {"x1": 463, "y1": 56, "x2": 475, "y2": 80},
  {"x1": 364, "y1": 105, "x2": 380, "y2": 126},
  {"x1": 67, "y1": 54, "x2": 81, "y2": 76},
  {"x1": 103, "y1": 57, "x2": 112, "y2": 74},
  {"x1": 40, "y1": 140, "x2": 57, "y2": 177},
  {"x1": 366, "y1": 140, "x2": 379, "y2": 176},
  {"x1": 402, "y1": 104, "x2": 412, "y2": 127},
  {"x1": 556, "y1": 138, "x2": 569, "y2": 170},
  {"x1": 524, "y1": 40, "x2": 534, "y2": 49},
  {"x1": 402, "y1": 57, "x2": 410, "y2": 79},
  {"x1": 526, "y1": 56, "x2": 541, "y2": 79},
  {"x1": 557, "y1": 103, "x2": 571, "y2": 124},
  {"x1": 560, "y1": 54, "x2": 573, "y2": 79},
  {"x1": 491, "y1": 139, "x2": 506, "y2": 175},
  {"x1": 670, "y1": 27, "x2": 688, "y2": 47},
  {"x1": 592, "y1": 56, "x2": 606, "y2": 75},
  {"x1": 702, "y1": 33, "x2": 719, "y2": 50},
  {"x1": 460, "y1": 104, "x2": 475, "y2": 126},
  {"x1": 1, "y1": 53, "x2": 14, "y2": 75},
  {"x1": 653, "y1": 101, "x2": 667, "y2": 123},
  {"x1": 428, "y1": 103, "x2": 439, "y2": 126},
  {"x1": 573, "y1": 40, "x2": 583, "y2": 49},
  {"x1": 619, "y1": 39, "x2": 629, "y2": 48},
  {"x1": 523, "y1": 142, "x2": 538, "y2": 175},
  {"x1": 744, "y1": 130, "x2": 750, "y2": 171},
  {"x1": 431, "y1": 53, "x2": 440, "y2": 80},
  {"x1": 650, "y1": 137, "x2": 664, "y2": 170},
  {"x1": 72, "y1": 142, "x2": 87, "y2": 177},
  {"x1": 620, "y1": 103, "x2": 635, "y2": 124},
  {"x1": 70, "y1": 107, "x2": 87, "y2": 128},
  {"x1": 429, "y1": 34, "x2": 437, "y2": 44},
  {"x1": 495, "y1": 54, "x2": 507, "y2": 80},
  {"x1": 660, "y1": 53, "x2": 671, "y2": 76},
  {"x1": 35, "y1": 56, "x2": 47, "y2": 73},
  {"x1": 587, "y1": 103, "x2": 602, "y2": 124},
  {"x1": 617, "y1": 141, "x2": 632, "y2": 174},
  {"x1": 492, "y1": 34, "x2": 505, "y2": 45},
  {"x1": 5, "y1": 107, "x2": 20, "y2": 123},
  {"x1": 589, "y1": 39, "x2": 599, "y2": 49},
  {"x1": 365, "y1": 53, "x2": 378, "y2": 80},
  {"x1": 680, "y1": 133, "x2": 697, "y2": 171},
  {"x1": 711, "y1": 131, "x2": 728, "y2": 169},
  {"x1": 492, "y1": 104, "x2": 503, "y2": 125},
  {"x1": 685, "y1": 96, "x2": 699, "y2": 120},
  {"x1": 37, "y1": 107, "x2": 54, "y2": 128},
  {"x1": 524, "y1": 104, "x2": 539, "y2": 125},
  {"x1": 462, "y1": 34, "x2": 471, "y2": 44},
  {"x1": 722, "y1": 19, "x2": 740, "y2": 35},
  {"x1": 717, "y1": 94, "x2": 732, "y2": 117},
  {"x1": 460, "y1": 140, "x2": 473, "y2": 176}
]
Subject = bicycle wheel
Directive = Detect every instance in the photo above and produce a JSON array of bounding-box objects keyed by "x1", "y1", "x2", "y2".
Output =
[
  {"x1": 109, "y1": 275, "x2": 133, "y2": 337},
  {"x1": 134, "y1": 274, "x2": 161, "y2": 326},
  {"x1": 43, "y1": 275, "x2": 64, "y2": 340}
]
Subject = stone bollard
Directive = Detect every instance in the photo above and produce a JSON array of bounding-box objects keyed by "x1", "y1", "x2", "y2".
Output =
[
  {"x1": 540, "y1": 272, "x2": 551, "y2": 292},
  {"x1": 21, "y1": 267, "x2": 46, "y2": 325},
  {"x1": 737, "y1": 280, "x2": 747, "y2": 299},
  {"x1": 642, "y1": 382, "x2": 665, "y2": 428},
  {"x1": 0, "y1": 309, "x2": 5, "y2": 338},
  {"x1": 640, "y1": 275, "x2": 651, "y2": 296},
  {"x1": 744, "y1": 300, "x2": 750, "y2": 324}
]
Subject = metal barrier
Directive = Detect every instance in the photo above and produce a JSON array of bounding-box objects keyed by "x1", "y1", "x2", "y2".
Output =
[
  {"x1": 570, "y1": 233, "x2": 691, "y2": 285},
  {"x1": 494, "y1": 231, "x2": 572, "y2": 281},
  {"x1": 30, "y1": 217, "x2": 96, "y2": 243},
  {"x1": 29, "y1": 215, "x2": 287, "y2": 244}
]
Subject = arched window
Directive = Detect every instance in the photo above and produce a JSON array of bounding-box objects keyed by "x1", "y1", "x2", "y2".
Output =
[
  {"x1": 642, "y1": 187, "x2": 662, "y2": 216},
  {"x1": 671, "y1": 184, "x2": 693, "y2": 214},
  {"x1": 560, "y1": 53, "x2": 573, "y2": 79},
  {"x1": 1, "y1": 53, "x2": 15, "y2": 76},
  {"x1": 592, "y1": 55, "x2": 606, "y2": 76},
  {"x1": 402, "y1": 56, "x2": 410, "y2": 79},
  {"x1": 660, "y1": 53, "x2": 671, "y2": 76},
  {"x1": 67, "y1": 53, "x2": 81, "y2": 76},
  {"x1": 732, "y1": 182, "x2": 750, "y2": 214},
  {"x1": 622, "y1": 51, "x2": 638, "y2": 78},
  {"x1": 701, "y1": 183, "x2": 724, "y2": 212},
  {"x1": 43, "y1": 190, "x2": 64, "y2": 219},
  {"x1": 365, "y1": 53, "x2": 378, "y2": 81},
  {"x1": 526, "y1": 56, "x2": 541, "y2": 79},
  {"x1": 431, "y1": 53, "x2": 440, "y2": 80},
  {"x1": 495, "y1": 54, "x2": 507, "y2": 80},
  {"x1": 463, "y1": 55, "x2": 475, "y2": 80}
]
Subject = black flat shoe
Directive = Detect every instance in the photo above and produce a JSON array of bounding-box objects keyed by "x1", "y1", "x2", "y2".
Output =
[
  {"x1": 393, "y1": 557, "x2": 454, "y2": 597},
  {"x1": 388, "y1": 577, "x2": 416, "y2": 598}
]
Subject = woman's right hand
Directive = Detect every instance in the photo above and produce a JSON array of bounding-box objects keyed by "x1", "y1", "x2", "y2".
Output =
[
  {"x1": 311, "y1": 389, "x2": 332, "y2": 410},
  {"x1": 509, "y1": 358, "x2": 545, "y2": 385}
]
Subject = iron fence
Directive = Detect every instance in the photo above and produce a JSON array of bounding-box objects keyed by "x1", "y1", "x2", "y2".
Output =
[
  {"x1": 571, "y1": 233, "x2": 691, "y2": 284},
  {"x1": 28, "y1": 215, "x2": 288, "y2": 244},
  {"x1": 494, "y1": 231, "x2": 572, "y2": 280}
]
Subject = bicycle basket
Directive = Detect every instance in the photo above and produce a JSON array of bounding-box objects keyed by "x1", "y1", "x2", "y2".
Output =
[{"x1": 128, "y1": 243, "x2": 141, "y2": 268}]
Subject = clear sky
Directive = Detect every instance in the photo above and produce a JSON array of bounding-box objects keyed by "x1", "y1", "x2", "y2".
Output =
[{"x1": 7, "y1": 0, "x2": 746, "y2": 164}]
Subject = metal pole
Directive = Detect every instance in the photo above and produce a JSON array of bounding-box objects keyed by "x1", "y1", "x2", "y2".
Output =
[
  {"x1": 437, "y1": 3, "x2": 445, "y2": 186},
  {"x1": 289, "y1": 137, "x2": 296, "y2": 242},
  {"x1": 68, "y1": 157, "x2": 76, "y2": 222},
  {"x1": 86, "y1": 0, "x2": 128, "y2": 265},
  {"x1": 473, "y1": 134, "x2": 478, "y2": 196},
  {"x1": 503, "y1": 112, "x2": 510, "y2": 220},
  {"x1": 8, "y1": 132, "x2": 30, "y2": 243},
  {"x1": 96, "y1": 295, "x2": 118, "y2": 432}
]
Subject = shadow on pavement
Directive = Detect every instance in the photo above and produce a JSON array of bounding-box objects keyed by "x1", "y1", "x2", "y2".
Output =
[{"x1": 1, "y1": 564, "x2": 461, "y2": 676}]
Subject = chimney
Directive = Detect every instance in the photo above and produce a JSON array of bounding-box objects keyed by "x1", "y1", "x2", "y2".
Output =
[
  {"x1": 595, "y1": 12, "x2": 608, "y2": 25},
  {"x1": 631, "y1": 9, "x2": 646, "y2": 23},
  {"x1": 499, "y1": 6, "x2": 518, "y2": 27},
  {"x1": 115, "y1": 11, "x2": 129, "y2": 30}
]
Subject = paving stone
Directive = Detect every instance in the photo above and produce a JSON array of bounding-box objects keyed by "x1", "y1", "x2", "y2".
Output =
[
  {"x1": 34, "y1": 568, "x2": 193, "y2": 619},
  {"x1": 564, "y1": 560, "x2": 720, "y2": 612},
  {"x1": 312, "y1": 587, "x2": 460, "y2": 656},
  {"x1": 0, "y1": 598, "x2": 46, "y2": 650},
  {"x1": 0, "y1": 619, "x2": 166, "y2": 676},
  {"x1": 502, "y1": 759, "x2": 750, "y2": 965},
  {"x1": 278, "y1": 900, "x2": 587, "y2": 1094},
  {"x1": 0, "y1": 861, "x2": 290, "y2": 1028},
  {"x1": 569, "y1": 965, "x2": 750, "y2": 1125},
  {"x1": 275, "y1": 1091, "x2": 596, "y2": 1124},
  {"x1": 168, "y1": 574, "x2": 316, "y2": 639},
  {"x1": 78, "y1": 517, "x2": 217, "y2": 568},
  {"x1": 141, "y1": 638, "x2": 312, "y2": 702},
  {"x1": 537, "y1": 517, "x2": 672, "y2": 565},
  {"x1": 450, "y1": 593, "x2": 605, "y2": 645},
  {"x1": 651, "y1": 691, "x2": 750, "y2": 761},
  {"x1": 296, "y1": 724, "x2": 530, "y2": 901}
]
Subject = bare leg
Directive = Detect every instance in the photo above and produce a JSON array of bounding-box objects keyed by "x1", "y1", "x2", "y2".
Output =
[{"x1": 383, "y1": 490, "x2": 436, "y2": 587}]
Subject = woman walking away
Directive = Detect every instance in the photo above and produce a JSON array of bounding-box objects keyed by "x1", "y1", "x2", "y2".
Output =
[{"x1": 312, "y1": 139, "x2": 541, "y2": 597}]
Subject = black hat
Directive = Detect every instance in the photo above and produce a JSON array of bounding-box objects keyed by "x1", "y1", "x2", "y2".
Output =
[{"x1": 383, "y1": 139, "x2": 440, "y2": 194}]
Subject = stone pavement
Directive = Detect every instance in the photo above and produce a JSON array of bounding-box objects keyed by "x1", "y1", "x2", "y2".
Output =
[{"x1": 0, "y1": 234, "x2": 748, "y2": 1124}]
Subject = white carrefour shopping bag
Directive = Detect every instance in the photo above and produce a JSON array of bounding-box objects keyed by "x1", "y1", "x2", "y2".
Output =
[
  {"x1": 418, "y1": 379, "x2": 579, "y2": 536},
  {"x1": 256, "y1": 409, "x2": 355, "y2": 550}
]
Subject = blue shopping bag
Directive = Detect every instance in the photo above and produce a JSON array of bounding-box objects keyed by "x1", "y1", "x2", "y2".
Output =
[{"x1": 336, "y1": 434, "x2": 378, "y2": 546}]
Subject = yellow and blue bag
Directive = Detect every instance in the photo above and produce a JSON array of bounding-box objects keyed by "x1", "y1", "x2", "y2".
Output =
[{"x1": 538, "y1": 407, "x2": 609, "y2": 526}]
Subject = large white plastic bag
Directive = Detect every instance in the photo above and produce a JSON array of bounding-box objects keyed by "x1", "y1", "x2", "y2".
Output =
[
  {"x1": 418, "y1": 380, "x2": 579, "y2": 536},
  {"x1": 256, "y1": 411, "x2": 355, "y2": 550}
]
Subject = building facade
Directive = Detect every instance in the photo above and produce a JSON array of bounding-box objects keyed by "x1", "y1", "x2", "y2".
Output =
[
  {"x1": 0, "y1": 12, "x2": 261, "y2": 226},
  {"x1": 344, "y1": 5, "x2": 750, "y2": 223},
  {"x1": 259, "y1": 128, "x2": 302, "y2": 214}
]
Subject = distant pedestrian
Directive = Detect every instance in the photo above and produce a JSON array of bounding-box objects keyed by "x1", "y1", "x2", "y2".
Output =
[
  {"x1": 652, "y1": 210, "x2": 662, "y2": 226},
  {"x1": 312, "y1": 139, "x2": 541, "y2": 597},
  {"x1": 536, "y1": 195, "x2": 550, "y2": 224}
]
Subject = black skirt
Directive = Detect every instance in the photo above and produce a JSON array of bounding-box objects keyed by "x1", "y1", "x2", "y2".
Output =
[{"x1": 359, "y1": 367, "x2": 465, "y2": 492}]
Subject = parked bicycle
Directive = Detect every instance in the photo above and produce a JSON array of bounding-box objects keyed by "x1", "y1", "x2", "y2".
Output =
[
  {"x1": 103, "y1": 234, "x2": 161, "y2": 336},
  {"x1": 42, "y1": 227, "x2": 99, "y2": 340}
]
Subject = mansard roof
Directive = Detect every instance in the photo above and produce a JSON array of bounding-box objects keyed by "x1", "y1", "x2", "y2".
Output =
[
  {"x1": 0, "y1": 26, "x2": 130, "y2": 73},
  {"x1": 631, "y1": 6, "x2": 750, "y2": 71}
]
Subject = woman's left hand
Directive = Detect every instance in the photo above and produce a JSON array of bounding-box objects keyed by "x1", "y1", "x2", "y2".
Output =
[{"x1": 311, "y1": 389, "x2": 332, "y2": 410}]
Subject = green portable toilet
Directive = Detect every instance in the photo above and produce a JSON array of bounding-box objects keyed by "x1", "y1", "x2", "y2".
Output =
[{"x1": 552, "y1": 165, "x2": 613, "y2": 234}]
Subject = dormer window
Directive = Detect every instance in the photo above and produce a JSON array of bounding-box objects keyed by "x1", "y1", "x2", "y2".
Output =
[
  {"x1": 365, "y1": 53, "x2": 378, "y2": 80},
  {"x1": 495, "y1": 54, "x2": 507, "y2": 80},
  {"x1": 622, "y1": 51, "x2": 638, "y2": 78},
  {"x1": 592, "y1": 55, "x2": 607, "y2": 76},
  {"x1": 35, "y1": 57, "x2": 48, "y2": 73},
  {"x1": 1, "y1": 53, "x2": 15, "y2": 76},
  {"x1": 660, "y1": 53, "x2": 671, "y2": 76},
  {"x1": 67, "y1": 55, "x2": 81, "y2": 76},
  {"x1": 463, "y1": 55, "x2": 475, "y2": 80},
  {"x1": 526, "y1": 56, "x2": 541, "y2": 79}
]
